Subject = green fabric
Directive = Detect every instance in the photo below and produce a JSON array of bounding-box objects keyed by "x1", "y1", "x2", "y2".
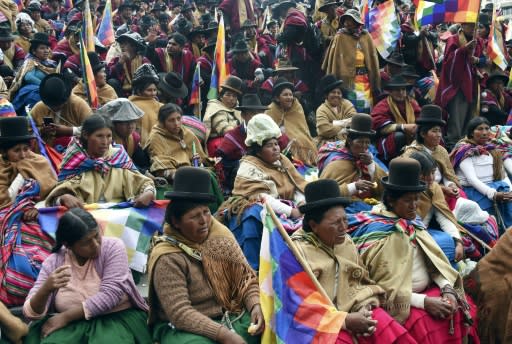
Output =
[
  {"x1": 23, "y1": 309, "x2": 152, "y2": 344},
  {"x1": 152, "y1": 311, "x2": 260, "y2": 344},
  {"x1": 0, "y1": 336, "x2": 12, "y2": 344}
]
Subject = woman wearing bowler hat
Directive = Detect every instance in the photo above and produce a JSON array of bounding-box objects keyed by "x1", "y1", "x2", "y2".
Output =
[
  {"x1": 315, "y1": 74, "x2": 357, "y2": 147},
  {"x1": 292, "y1": 179, "x2": 418, "y2": 343},
  {"x1": 0, "y1": 117, "x2": 57, "y2": 306},
  {"x1": 348, "y1": 157, "x2": 479, "y2": 343},
  {"x1": 147, "y1": 167, "x2": 264, "y2": 344}
]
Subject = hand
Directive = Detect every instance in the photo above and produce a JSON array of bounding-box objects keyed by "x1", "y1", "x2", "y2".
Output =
[
  {"x1": 43, "y1": 265, "x2": 71, "y2": 293},
  {"x1": 59, "y1": 194, "x2": 84, "y2": 209},
  {"x1": 355, "y1": 180, "x2": 375, "y2": 193},
  {"x1": 358, "y1": 152, "x2": 373, "y2": 166},
  {"x1": 23, "y1": 207, "x2": 39, "y2": 222},
  {"x1": 41, "y1": 313, "x2": 70, "y2": 338},
  {"x1": 424, "y1": 296, "x2": 453, "y2": 319},
  {"x1": 217, "y1": 327, "x2": 246, "y2": 344},
  {"x1": 49, "y1": 124, "x2": 73, "y2": 137},
  {"x1": 133, "y1": 191, "x2": 154, "y2": 208},
  {"x1": 495, "y1": 192, "x2": 512, "y2": 202},
  {"x1": 344, "y1": 310, "x2": 377, "y2": 336},
  {"x1": 442, "y1": 184, "x2": 460, "y2": 198},
  {"x1": 441, "y1": 293, "x2": 458, "y2": 313},
  {"x1": 290, "y1": 207, "x2": 302, "y2": 219},
  {"x1": 249, "y1": 304, "x2": 265, "y2": 336},
  {"x1": 455, "y1": 241, "x2": 464, "y2": 262},
  {"x1": 402, "y1": 124, "x2": 417, "y2": 136},
  {"x1": 191, "y1": 153, "x2": 202, "y2": 166},
  {"x1": 465, "y1": 39, "x2": 476, "y2": 50}
]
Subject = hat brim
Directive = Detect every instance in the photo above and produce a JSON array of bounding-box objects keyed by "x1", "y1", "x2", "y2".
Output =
[
  {"x1": 415, "y1": 118, "x2": 446, "y2": 126},
  {"x1": 347, "y1": 128, "x2": 376, "y2": 136},
  {"x1": 323, "y1": 80, "x2": 344, "y2": 94},
  {"x1": 220, "y1": 84, "x2": 243, "y2": 95},
  {"x1": 318, "y1": 2, "x2": 341, "y2": 12},
  {"x1": 402, "y1": 72, "x2": 420, "y2": 79},
  {"x1": 384, "y1": 83, "x2": 412, "y2": 90},
  {"x1": 0, "y1": 135, "x2": 35, "y2": 143},
  {"x1": 486, "y1": 75, "x2": 509, "y2": 87},
  {"x1": 0, "y1": 35, "x2": 15, "y2": 42},
  {"x1": 276, "y1": 66, "x2": 299, "y2": 72},
  {"x1": 381, "y1": 177, "x2": 426, "y2": 192},
  {"x1": 231, "y1": 48, "x2": 250, "y2": 54},
  {"x1": 235, "y1": 105, "x2": 269, "y2": 111},
  {"x1": 340, "y1": 13, "x2": 364, "y2": 25},
  {"x1": 299, "y1": 197, "x2": 352, "y2": 213},
  {"x1": 158, "y1": 79, "x2": 189, "y2": 99},
  {"x1": 164, "y1": 191, "x2": 216, "y2": 202},
  {"x1": 385, "y1": 60, "x2": 407, "y2": 67}
]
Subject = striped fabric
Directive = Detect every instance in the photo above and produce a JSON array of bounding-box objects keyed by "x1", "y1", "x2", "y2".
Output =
[{"x1": 0, "y1": 98, "x2": 16, "y2": 117}]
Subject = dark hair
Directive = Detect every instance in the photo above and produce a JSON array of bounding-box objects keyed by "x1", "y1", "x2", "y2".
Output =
[
  {"x1": 381, "y1": 188, "x2": 408, "y2": 210},
  {"x1": 80, "y1": 114, "x2": 112, "y2": 147},
  {"x1": 247, "y1": 138, "x2": 277, "y2": 156},
  {"x1": 29, "y1": 42, "x2": 49, "y2": 55},
  {"x1": 0, "y1": 139, "x2": 31, "y2": 152},
  {"x1": 133, "y1": 78, "x2": 158, "y2": 96},
  {"x1": 165, "y1": 200, "x2": 210, "y2": 225},
  {"x1": 416, "y1": 123, "x2": 441, "y2": 144},
  {"x1": 409, "y1": 151, "x2": 437, "y2": 176},
  {"x1": 467, "y1": 117, "x2": 490, "y2": 138},
  {"x1": 52, "y1": 208, "x2": 99, "y2": 253},
  {"x1": 346, "y1": 132, "x2": 372, "y2": 148},
  {"x1": 158, "y1": 103, "x2": 183, "y2": 123},
  {"x1": 302, "y1": 206, "x2": 339, "y2": 232},
  {"x1": 170, "y1": 32, "x2": 187, "y2": 46}
]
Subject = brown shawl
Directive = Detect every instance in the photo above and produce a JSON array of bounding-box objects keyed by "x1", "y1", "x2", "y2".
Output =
[
  {"x1": 72, "y1": 81, "x2": 118, "y2": 107},
  {"x1": 0, "y1": 152, "x2": 57, "y2": 208},
  {"x1": 128, "y1": 95, "x2": 163, "y2": 147},
  {"x1": 315, "y1": 99, "x2": 357, "y2": 147},
  {"x1": 464, "y1": 229, "x2": 512, "y2": 344},
  {"x1": 387, "y1": 96, "x2": 416, "y2": 125},
  {"x1": 147, "y1": 218, "x2": 257, "y2": 325},
  {"x1": 266, "y1": 99, "x2": 318, "y2": 166},
  {"x1": 402, "y1": 142, "x2": 461, "y2": 187},
  {"x1": 321, "y1": 31, "x2": 380, "y2": 91}
]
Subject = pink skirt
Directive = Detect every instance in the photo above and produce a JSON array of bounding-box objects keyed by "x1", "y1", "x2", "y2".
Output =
[
  {"x1": 336, "y1": 308, "x2": 418, "y2": 344},
  {"x1": 403, "y1": 287, "x2": 480, "y2": 344}
]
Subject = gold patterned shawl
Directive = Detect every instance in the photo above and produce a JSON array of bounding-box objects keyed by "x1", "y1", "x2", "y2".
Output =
[{"x1": 386, "y1": 96, "x2": 416, "y2": 125}]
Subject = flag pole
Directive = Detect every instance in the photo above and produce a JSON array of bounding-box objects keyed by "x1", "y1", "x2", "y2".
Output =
[{"x1": 265, "y1": 203, "x2": 338, "y2": 309}]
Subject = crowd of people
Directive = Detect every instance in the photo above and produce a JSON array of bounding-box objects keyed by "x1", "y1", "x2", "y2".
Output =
[{"x1": 1, "y1": 0, "x2": 512, "y2": 343}]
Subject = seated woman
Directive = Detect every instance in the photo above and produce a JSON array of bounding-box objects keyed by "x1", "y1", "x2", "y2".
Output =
[
  {"x1": 203, "y1": 75, "x2": 243, "y2": 156},
  {"x1": 266, "y1": 77, "x2": 318, "y2": 166},
  {"x1": 450, "y1": 116, "x2": 512, "y2": 232},
  {"x1": 315, "y1": 74, "x2": 357, "y2": 148},
  {"x1": 292, "y1": 179, "x2": 417, "y2": 343},
  {"x1": 23, "y1": 208, "x2": 152, "y2": 343},
  {"x1": 128, "y1": 64, "x2": 164, "y2": 147},
  {"x1": 371, "y1": 75, "x2": 421, "y2": 162},
  {"x1": 220, "y1": 114, "x2": 307, "y2": 270},
  {"x1": 319, "y1": 113, "x2": 387, "y2": 213},
  {"x1": 9, "y1": 32, "x2": 56, "y2": 113},
  {"x1": 45, "y1": 114, "x2": 155, "y2": 209},
  {"x1": 13, "y1": 13, "x2": 34, "y2": 54},
  {"x1": 348, "y1": 158, "x2": 478, "y2": 343},
  {"x1": 96, "y1": 99, "x2": 150, "y2": 172},
  {"x1": 147, "y1": 167, "x2": 264, "y2": 344},
  {"x1": 0, "y1": 117, "x2": 57, "y2": 306},
  {"x1": 480, "y1": 71, "x2": 512, "y2": 126}
]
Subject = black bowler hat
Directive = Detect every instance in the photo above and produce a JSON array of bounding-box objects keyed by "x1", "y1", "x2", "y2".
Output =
[
  {"x1": 381, "y1": 158, "x2": 426, "y2": 192},
  {"x1": 319, "y1": 74, "x2": 343, "y2": 95},
  {"x1": 0, "y1": 117, "x2": 34, "y2": 145},
  {"x1": 272, "y1": 77, "x2": 294, "y2": 97},
  {"x1": 40, "y1": 73, "x2": 72, "y2": 107},
  {"x1": 157, "y1": 72, "x2": 189, "y2": 99},
  {"x1": 235, "y1": 94, "x2": 268, "y2": 111},
  {"x1": 165, "y1": 167, "x2": 216, "y2": 202},
  {"x1": 401, "y1": 65, "x2": 420, "y2": 79},
  {"x1": 231, "y1": 39, "x2": 250, "y2": 54},
  {"x1": 383, "y1": 75, "x2": 412, "y2": 90},
  {"x1": 385, "y1": 51, "x2": 407, "y2": 67},
  {"x1": 299, "y1": 179, "x2": 351, "y2": 214},
  {"x1": 415, "y1": 104, "x2": 445, "y2": 126},
  {"x1": 347, "y1": 113, "x2": 376, "y2": 137},
  {"x1": 87, "y1": 52, "x2": 106, "y2": 74},
  {"x1": 486, "y1": 71, "x2": 509, "y2": 88}
]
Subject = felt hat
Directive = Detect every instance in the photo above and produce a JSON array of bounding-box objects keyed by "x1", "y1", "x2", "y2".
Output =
[
  {"x1": 187, "y1": 26, "x2": 204, "y2": 39},
  {"x1": 132, "y1": 63, "x2": 159, "y2": 86},
  {"x1": 340, "y1": 9, "x2": 363, "y2": 25},
  {"x1": 320, "y1": 74, "x2": 343, "y2": 95},
  {"x1": 116, "y1": 31, "x2": 146, "y2": 50},
  {"x1": 39, "y1": 73, "x2": 72, "y2": 107},
  {"x1": 415, "y1": 104, "x2": 445, "y2": 126},
  {"x1": 486, "y1": 71, "x2": 509, "y2": 87},
  {"x1": 235, "y1": 94, "x2": 269, "y2": 111},
  {"x1": 272, "y1": 77, "x2": 294, "y2": 97},
  {"x1": 385, "y1": 51, "x2": 407, "y2": 67},
  {"x1": 347, "y1": 113, "x2": 376, "y2": 136},
  {"x1": 200, "y1": 13, "x2": 213, "y2": 28},
  {"x1": 220, "y1": 75, "x2": 244, "y2": 95},
  {"x1": 0, "y1": 27, "x2": 15, "y2": 42},
  {"x1": 401, "y1": 65, "x2": 420, "y2": 79},
  {"x1": 175, "y1": 17, "x2": 193, "y2": 35},
  {"x1": 299, "y1": 179, "x2": 351, "y2": 213},
  {"x1": 87, "y1": 52, "x2": 106, "y2": 74},
  {"x1": 164, "y1": 167, "x2": 216, "y2": 202},
  {"x1": 381, "y1": 157, "x2": 426, "y2": 192},
  {"x1": 0, "y1": 117, "x2": 34, "y2": 145},
  {"x1": 384, "y1": 75, "x2": 412, "y2": 90},
  {"x1": 272, "y1": 0, "x2": 297, "y2": 13},
  {"x1": 318, "y1": 0, "x2": 341, "y2": 13},
  {"x1": 96, "y1": 98, "x2": 145, "y2": 122},
  {"x1": 201, "y1": 40, "x2": 217, "y2": 52},
  {"x1": 157, "y1": 72, "x2": 189, "y2": 99},
  {"x1": 27, "y1": 2, "x2": 42, "y2": 12},
  {"x1": 245, "y1": 113, "x2": 282, "y2": 146},
  {"x1": 275, "y1": 58, "x2": 298, "y2": 72},
  {"x1": 241, "y1": 20, "x2": 258, "y2": 29},
  {"x1": 30, "y1": 32, "x2": 50, "y2": 46},
  {"x1": 202, "y1": 21, "x2": 218, "y2": 34},
  {"x1": 231, "y1": 39, "x2": 250, "y2": 54},
  {"x1": 266, "y1": 19, "x2": 278, "y2": 28}
]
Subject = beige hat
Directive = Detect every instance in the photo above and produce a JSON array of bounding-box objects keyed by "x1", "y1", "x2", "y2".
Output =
[{"x1": 245, "y1": 113, "x2": 282, "y2": 146}]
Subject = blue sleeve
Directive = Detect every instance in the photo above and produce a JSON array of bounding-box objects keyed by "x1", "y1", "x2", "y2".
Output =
[{"x1": 23, "y1": 69, "x2": 46, "y2": 85}]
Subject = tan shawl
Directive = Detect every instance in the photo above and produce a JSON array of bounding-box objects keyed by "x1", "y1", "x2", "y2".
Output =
[
  {"x1": 266, "y1": 99, "x2": 318, "y2": 166},
  {"x1": 402, "y1": 141, "x2": 461, "y2": 187},
  {"x1": 72, "y1": 81, "x2": 119, "y2": 107},
  {"x1": 292, "y1": 229, "x2": 385, "y2": 312},
  {"x1": 360, "y1": 204, "x2": 464, "y2": 323},
  {"x1": 315, "y1": 99, "x2": 357, "y2": 147},
  {"x1": 321, "y1": 31, "x2": 380, "y2": 91},
  {"x1": 232, "y1": 154, "x2": 307, "y2": 200},
  {"x1": 387, "y1": 96, "x2": 416, "y2": 125},
  {"x1": 147, "y1": 218, "x2": 257, "y2": 325},
  {"x1": 144, "y1": 124, "x2": 210, "y2": 174},
  {"x1": 202, "y1": 99, "x2": 241, "y2": 140},
  {"x1": 0, "y1": 152, "x2": 57, "y2": 208},
  {"x1": 128, "y1": 95, "x2": 163, "y2": 147}
]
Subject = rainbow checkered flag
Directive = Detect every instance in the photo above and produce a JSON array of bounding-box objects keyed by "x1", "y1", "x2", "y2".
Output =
[
  {"x1": 259, "y1": 204, "x2": 345, "y2": 343},
  {"x1": 39, "y1": 201, "x2": 168, "y2": 272},
  {"x1": 414, "y1": 0, "x2": 479, "y2": 27},
  {"x1": 367, "y1": 0, "x2": 400, "y2": 59}
]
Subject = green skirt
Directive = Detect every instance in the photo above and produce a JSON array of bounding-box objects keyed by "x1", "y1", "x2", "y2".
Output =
[
  {"x1": 24, "y1": 309, "x2": 152, "y2": 344},
  {"x1": 152, "y1": 311, "x2": 260, "y2": 344}
]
